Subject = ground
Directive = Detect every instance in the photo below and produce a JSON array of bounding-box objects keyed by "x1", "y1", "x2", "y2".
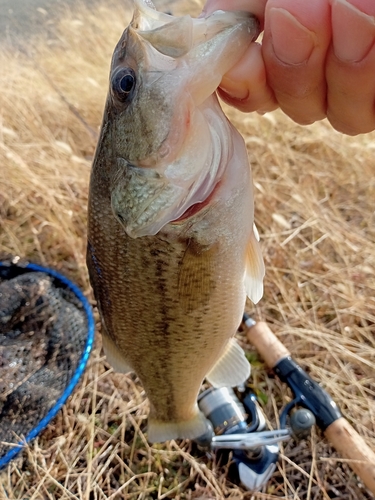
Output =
[{"x1": 0, "y1": 1, "x2": 374, "y2": 499}]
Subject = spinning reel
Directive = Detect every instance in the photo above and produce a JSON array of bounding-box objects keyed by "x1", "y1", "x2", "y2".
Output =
[{"x1": 198, "y1": 386, "x2": 315, "y2": 491}]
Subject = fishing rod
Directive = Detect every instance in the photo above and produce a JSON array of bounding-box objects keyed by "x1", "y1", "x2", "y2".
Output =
[
  {"x1": 242, "y1": 315, "x2": 375, "y2": 495},
  {"x1": 196, "y1": 315, "x2": 375, "y2": 493}
]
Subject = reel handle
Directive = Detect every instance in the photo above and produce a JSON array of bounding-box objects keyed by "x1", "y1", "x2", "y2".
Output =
[{"x1": 245, "y1": 320, "x2": 375, "y2": 496}]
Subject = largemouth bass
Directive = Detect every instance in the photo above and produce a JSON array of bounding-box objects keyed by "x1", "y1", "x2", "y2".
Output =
[{"x1": 87, "y1": 0, "x2": 264, "y2": 443}]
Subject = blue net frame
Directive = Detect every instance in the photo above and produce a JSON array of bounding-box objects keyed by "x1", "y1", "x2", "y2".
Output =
[{"x1": 0, "y1": 262, "x2": 95, "y2": 469}]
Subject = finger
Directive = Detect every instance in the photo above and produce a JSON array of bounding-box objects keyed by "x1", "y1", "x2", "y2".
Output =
[
  {"x1": 262, "y1": 0, "x2": 331, "y2": 124},
  {"x1": 202, "y1": 0, "x2": 274, "y2": 112},
  {"x1": 217, "y1": 42, "x2": 278, "y2": 113},
  {"x1": 202, "y1": 0, "x2": 267, "y2": 28},
  {"x1": 326, "y1": 0, "x2": 375, "y2": 135}
]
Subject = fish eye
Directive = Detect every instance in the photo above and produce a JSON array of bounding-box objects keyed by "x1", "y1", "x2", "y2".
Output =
[{"x1": 111, "y1": 68, "x2": 136, "y2": 103}]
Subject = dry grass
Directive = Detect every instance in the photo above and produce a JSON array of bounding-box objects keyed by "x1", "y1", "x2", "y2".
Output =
[{"x1": 0, "y1": 1, "x2": 374, "y2": 498}]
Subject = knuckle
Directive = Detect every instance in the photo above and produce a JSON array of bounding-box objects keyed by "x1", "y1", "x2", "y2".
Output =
[{"x1": 327, "y1": 111, "x2": 375, "y2": 136}]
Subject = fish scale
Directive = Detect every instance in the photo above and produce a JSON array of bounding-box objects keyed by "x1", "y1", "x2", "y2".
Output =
[{"x1": 87, "y1": 0, "x2": 264, "y2": 442}]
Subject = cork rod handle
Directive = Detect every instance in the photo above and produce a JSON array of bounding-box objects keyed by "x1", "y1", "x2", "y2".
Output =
[{"x1": 246, "y1": 320, "x2": 375, "y2": 496}]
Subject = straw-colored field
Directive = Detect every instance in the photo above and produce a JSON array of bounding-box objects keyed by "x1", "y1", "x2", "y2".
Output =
[{"x1": 0, "y1": 1, "x2": 374, "y2": 498}]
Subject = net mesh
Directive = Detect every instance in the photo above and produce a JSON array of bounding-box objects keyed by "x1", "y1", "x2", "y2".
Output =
[{"x1": 0, "y1": 266, "x2": 88, "y2": 458}]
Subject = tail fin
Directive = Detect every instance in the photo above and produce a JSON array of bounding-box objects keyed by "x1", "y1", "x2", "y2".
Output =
[{"x1": 147, "y1": 410, "x2": 211, "y2": 443}]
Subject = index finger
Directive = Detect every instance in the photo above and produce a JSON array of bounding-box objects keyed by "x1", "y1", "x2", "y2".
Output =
[
  {"x1": 262, "y1": 0, "x2": 331, "y2": 124},
  {"x1": 202, "y1": 0, "x2": 267, "y2": 28}
]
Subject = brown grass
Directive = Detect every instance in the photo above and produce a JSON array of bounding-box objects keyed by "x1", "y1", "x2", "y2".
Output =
[{"x1": 0, "y1": 1, "x2": 374, "y2": 498}]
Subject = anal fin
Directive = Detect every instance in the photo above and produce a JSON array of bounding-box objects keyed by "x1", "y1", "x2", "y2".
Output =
[
  {"x1": 205, "y1": 338, "x2": 250, "y2": 388},
  {"x1": 102, "y1": 332, "x2": 133, "y2": 374},
  {"x1": 244, "y1": 223, "x2": 265, "y2": 304}
]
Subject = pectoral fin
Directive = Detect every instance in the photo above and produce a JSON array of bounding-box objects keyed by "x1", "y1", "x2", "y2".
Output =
[
  {"x1": 205, "y1": 338, "x2": 250, "y2": 387},
  {"x1": 102, "y1": 332, "x2": 133, "y2": 374},
  {"x1": 244, "y1": 224, "x2": 265, "y2": 304}
]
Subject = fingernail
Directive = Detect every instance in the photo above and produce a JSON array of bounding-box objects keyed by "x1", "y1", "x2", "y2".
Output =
[
  {"x1": 269, "y1": 8, "x2": 316, "y2": 65},
  {"x1": 332, "y1": 0, "x2": 375, "y2": 63},
  {"x1": 220, "y1": 77, "x2": 249, "y2": 100},
  {"x1": 218, "y1": 87, "x2": 250, "y2": 108}
]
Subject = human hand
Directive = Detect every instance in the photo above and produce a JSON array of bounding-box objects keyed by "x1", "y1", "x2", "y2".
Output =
[{"x1": 203, "y1": 0, "x2": 375, "y2": 135}]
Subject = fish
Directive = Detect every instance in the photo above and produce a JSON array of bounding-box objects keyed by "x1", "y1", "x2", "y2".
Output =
[{"x1": 87, "y1": 0, "x2": 264, "y2": 443}]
